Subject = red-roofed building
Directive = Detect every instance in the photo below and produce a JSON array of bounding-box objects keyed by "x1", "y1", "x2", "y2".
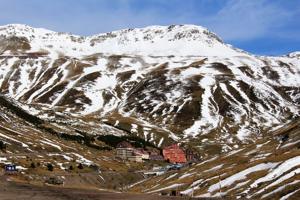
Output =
[{"x1": 162, "y1": 144, "x2": 187, "y2": 164}]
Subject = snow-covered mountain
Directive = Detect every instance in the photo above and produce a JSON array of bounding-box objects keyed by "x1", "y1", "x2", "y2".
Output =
[
  {"x1": 0, "y1": 24, "x2": 242, "y2": 57},
  {"x1": 0, "y1": 24, "x2": 299, "y2": 155}
]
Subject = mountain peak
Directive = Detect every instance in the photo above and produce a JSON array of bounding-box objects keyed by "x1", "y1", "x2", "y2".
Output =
[
  {"x1": 87, "y1": 24, "x2": 241, "y2": 57},
  {"x1": 0, "y1": 23, "x2": 241, "y2": 57},
  {"x1": 0, "y1": 23, "x2": 55, "y2": 35},
  {"x1": 288, "y1": 51, "x2": 300, "y2": 57},
  {"x1": 92, "y1": 24, "x2": 224, "y2": 45}
]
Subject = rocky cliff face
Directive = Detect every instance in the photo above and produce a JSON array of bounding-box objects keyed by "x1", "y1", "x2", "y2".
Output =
[{"x1": 0, "y1": 24, "x2": 299, "y2": 156}]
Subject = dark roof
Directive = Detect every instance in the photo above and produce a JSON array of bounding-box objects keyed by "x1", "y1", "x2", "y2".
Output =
[
  {"x1": 149, "y1": 155, "x2": 164, "y2": 161},
  {"x1": 163, "y1": 144, "x2": 181, "y2": 150},
  {"x1": 116, "y1": 141, "x2": 133, "y2": 148}
]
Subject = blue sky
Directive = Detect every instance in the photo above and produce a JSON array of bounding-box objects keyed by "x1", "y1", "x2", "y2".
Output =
[{"x1": 0, "y1": 0, "x2": 299, "y2": 55}]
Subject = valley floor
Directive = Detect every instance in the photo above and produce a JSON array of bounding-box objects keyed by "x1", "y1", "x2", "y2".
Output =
[{"x1": 0, "y1": 175, "x2": 206, "y2": 200}]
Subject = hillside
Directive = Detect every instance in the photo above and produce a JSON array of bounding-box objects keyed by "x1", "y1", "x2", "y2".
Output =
[
  {"x1": 0, "y1": 24, "x2": 299, "y2": 198},
  {"x1": 0, "y1": 94, "x2": 155, "y2": 190},
  {"x1": 0, "y1": 24, "x2": 299, "y2": 156},
  {"x1": 130, "y1": 118, "x2": 300, "y2": 199}
]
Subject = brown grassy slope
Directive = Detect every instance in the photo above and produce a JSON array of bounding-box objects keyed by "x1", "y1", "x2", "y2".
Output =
[{"x1": 130, "y1": 118, "x2": 300, "y2": 199}]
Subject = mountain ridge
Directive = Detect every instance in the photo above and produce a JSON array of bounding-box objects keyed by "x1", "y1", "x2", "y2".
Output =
[
  {"x1": 0, "y1": 23, "x2": 299, "y2": 153},
  {"x1": 0, "y1": 23, "x2": 300, "y2": 198},
  {"x1": 2, "y1": 23, "x2": 299, "y2": 57},
  {"x1": 0, "y1": 23, "x2": 247, "y2": 57}
]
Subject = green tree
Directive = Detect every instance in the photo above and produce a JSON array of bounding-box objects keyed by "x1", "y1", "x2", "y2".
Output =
[{"x1": 47, "y1": 163, "x2": 54, "y2": 171}]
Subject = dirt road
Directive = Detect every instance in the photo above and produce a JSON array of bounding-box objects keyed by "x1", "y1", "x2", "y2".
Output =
[{"x1": 0, "y1": 175, "x2": 204, "y2": 200}]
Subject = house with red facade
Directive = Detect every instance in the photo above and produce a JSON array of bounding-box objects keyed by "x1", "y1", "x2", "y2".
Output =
[{"x1": 162, "y1": 144, "x2": 187, "y2": 163}]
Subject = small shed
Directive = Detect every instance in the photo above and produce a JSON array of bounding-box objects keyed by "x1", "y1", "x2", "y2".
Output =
[
  {"x1": 134, "y1": 148, "x2": 150, "y2": 160},
  {"x1": 185, "y1": 149, "x2": 200, "y2": 162},
  {"x1": 4, "y1": 164, "x2": 17, "y2": 174},
  {"x1": 149, "y1": 154, "x2": 164, "y2": 161}
]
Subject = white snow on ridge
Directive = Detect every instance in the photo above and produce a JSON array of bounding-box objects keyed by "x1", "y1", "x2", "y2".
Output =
[
  {"x1": 280, "y1": 188, "x2": 300, "y2": 200},
  {"x1": 0, "y1": 23, "x2": 299, "y2": 147},
  {"x1": 0, "y1": 24, "x2": 245, "y2": 57},
  {"x1": 40, "y1": 139, "x2": 62, "y2": 151},
  {"x1": 184, "y1": 77, "x2": 219, "y2": 137},
  {"x1": 81, "y1": 73, "x2": 117, "y2": 114},
  {"x1": 251, "y1": 156, "x2": 300, "y2": 188},
  {"x1": 261, "y1": 180, "x2": 300, "y2": 199},
  {"x1": 149, "y1": 183, "x2": 185, "y2": 193},
  {"x1": 208, "y1": 162, "x2": 278, "y2": 193},
  {"x1": 0, "y1": 157, "x2": 8, "y2": 164},
  {"x1": 0, "y1": 132, "x2": 29, "y2": 148},
  {"x1": 70, "y1": 153, "x2": 93, "y2": 165}
]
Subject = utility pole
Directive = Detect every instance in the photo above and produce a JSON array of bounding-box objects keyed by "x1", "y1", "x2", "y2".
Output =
[
  {"x1": 191, "y1": 176, "x2": 194, "y2": 198},
  {"x1": 218, "y1": 173, "x2": 222, "y2": 199},
  {"x1": 191, "y1": 186, "x2": 194, "y2": 198}
]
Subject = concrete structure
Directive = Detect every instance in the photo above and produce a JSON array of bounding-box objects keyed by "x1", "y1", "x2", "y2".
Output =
[
  {"x1": 116, "y1": 148, "x2": 134, "y2": 160},
  {"x1": 115, "y1": 141, "x2": 144, "y2": 162},
  {"x1": 127, "y1": 155, "x2": 143, "y2": 162}
]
